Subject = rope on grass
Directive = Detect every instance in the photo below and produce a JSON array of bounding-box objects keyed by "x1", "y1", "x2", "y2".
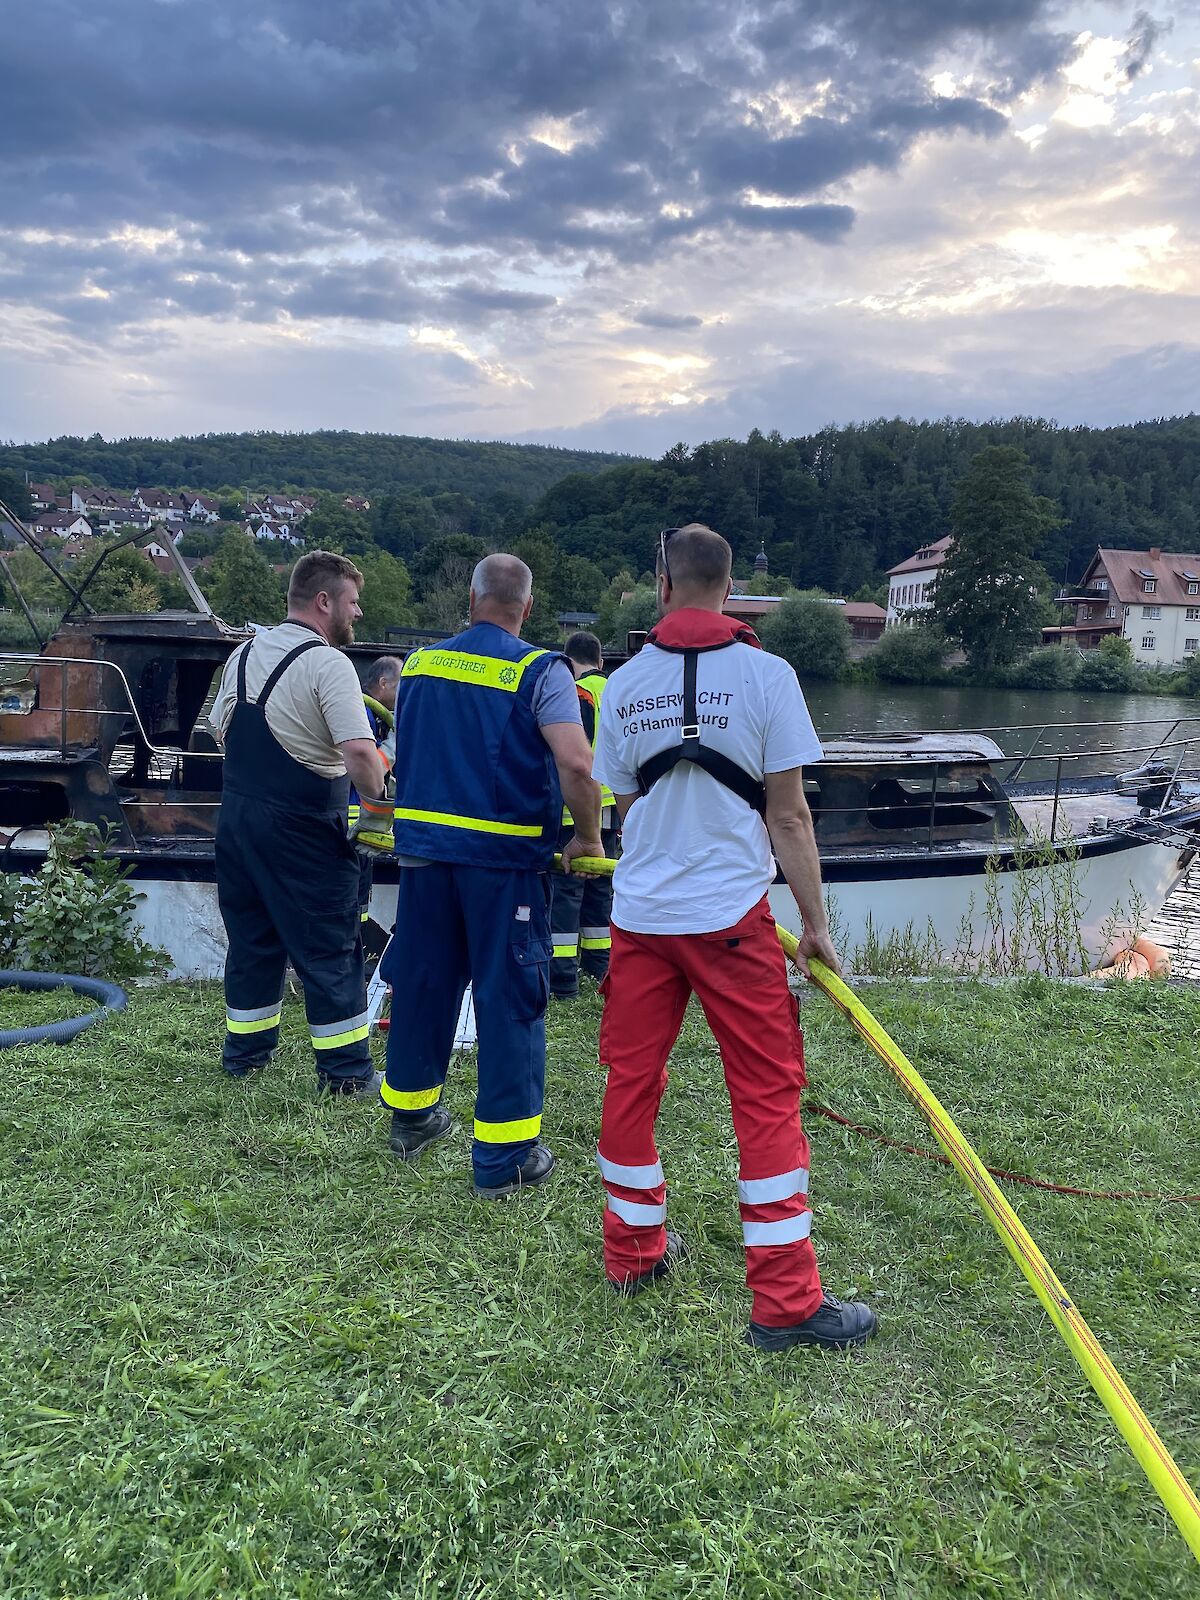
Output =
[
  {"x1": 805, "y1": 1101, "x2": 1200, "y2": 1203},
  {"x1": 0, "y1": 969, "x2": 127, "y2": 1048}
]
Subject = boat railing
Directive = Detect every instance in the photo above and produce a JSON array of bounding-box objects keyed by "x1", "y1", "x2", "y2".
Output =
[{"x1": 0, "y1": 649, "x2": 222, "y2": 781}]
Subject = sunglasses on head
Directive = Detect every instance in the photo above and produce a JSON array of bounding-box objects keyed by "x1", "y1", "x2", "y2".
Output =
[{"x1": 658, "y1": 526, "x2": 686, "y2": 586}]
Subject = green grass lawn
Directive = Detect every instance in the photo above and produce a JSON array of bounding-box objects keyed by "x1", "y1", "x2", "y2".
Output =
[{"x1": 2, "y1": 977, "x2": 1199, "y2": 1599}]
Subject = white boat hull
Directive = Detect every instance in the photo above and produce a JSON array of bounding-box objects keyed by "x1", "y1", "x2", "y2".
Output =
[{"x1": 770, "y1": 830, "x2": 1192, "y2": 975}]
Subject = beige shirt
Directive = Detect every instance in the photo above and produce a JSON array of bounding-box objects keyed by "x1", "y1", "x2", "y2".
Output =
[{"x1": 211, "y1": 621, "x2": 373, "y2": 778}]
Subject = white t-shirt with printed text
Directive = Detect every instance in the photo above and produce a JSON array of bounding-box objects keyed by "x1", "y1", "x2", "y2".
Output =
[{"x1": 594, "y1": 639, "x2": 823, "y2": 934}]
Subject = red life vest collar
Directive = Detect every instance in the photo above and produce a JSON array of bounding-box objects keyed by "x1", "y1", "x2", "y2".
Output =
[{"x1": 645, "y1": 608, "x2": 762, "y2": 652}]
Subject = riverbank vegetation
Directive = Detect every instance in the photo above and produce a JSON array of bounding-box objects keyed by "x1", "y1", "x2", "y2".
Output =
[
  {"x1": 4, "y1": 415, "x2": 1199, "y2": 647},
  {"x1": 2, "y1": 977, "x2": 1199, "y2": 1597}
]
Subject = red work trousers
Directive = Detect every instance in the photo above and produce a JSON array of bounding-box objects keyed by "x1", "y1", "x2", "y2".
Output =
[{"x1": 597, "y1": 896, "x2": 823, "y2": 1326}]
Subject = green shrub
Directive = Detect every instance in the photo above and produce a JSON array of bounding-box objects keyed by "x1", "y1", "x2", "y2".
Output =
[
  {"x1": 1075, "y1": 635, "x2": 1138, "y2": 693},
  {"x1": 4, "y1": 822, "x2": 164, "y2": 979},
  {"x1": 758, "y1": 595, "x2": 850, "y2": 681},
  {"x1": 1004, "y1": 645, "x2": 1078, "y2": 690},
  {"x1": 869, "y1": 624, "x2": 949, "y2": 684}
]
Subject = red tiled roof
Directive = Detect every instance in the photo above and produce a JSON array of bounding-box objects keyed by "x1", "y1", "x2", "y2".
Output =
[
  {"x1": 1084, "y1": 547, "x2": 1200, "y2": 607},
  {"x1": 842, "y1": 602, "x2": 887, "y2": 620},
  {"x1": 887, "y1": 535, "x2": 952, "y2": 577}
]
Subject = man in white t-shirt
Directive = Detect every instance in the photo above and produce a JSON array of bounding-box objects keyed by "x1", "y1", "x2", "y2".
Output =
[{"x1": 593, "y1": 523, "x2": 877, "y2": 1352}]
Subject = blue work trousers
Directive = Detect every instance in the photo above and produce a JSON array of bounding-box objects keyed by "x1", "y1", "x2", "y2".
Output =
[{"x1": 381, "y1": 862, "x2": 551, "y2": 1186}]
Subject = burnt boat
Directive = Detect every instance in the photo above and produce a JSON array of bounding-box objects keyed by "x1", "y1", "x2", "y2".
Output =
[{"x1": 0, "y1": 509, "x2": 1196, "y2": 980}]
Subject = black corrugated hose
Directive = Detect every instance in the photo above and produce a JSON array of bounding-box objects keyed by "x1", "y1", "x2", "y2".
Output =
[{"x1": 0, "y1": 970, "x2": 128, "y2": 1048}]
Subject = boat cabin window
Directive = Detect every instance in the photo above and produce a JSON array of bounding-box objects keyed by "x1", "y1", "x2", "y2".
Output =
[{"x1": 865, "y1": 768, "x2": 1007, "y2": 831}]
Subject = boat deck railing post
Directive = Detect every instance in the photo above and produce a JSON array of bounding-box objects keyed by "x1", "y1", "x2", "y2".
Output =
[
  {"x1": 1157, "y1": 735, "x2": 1192, "y2": 817},
  {"x1": 1003, "y1": 723, "x2": 1047, "y2": 785},
  {"x1": 926, "y1": 763, "x2": 939, "y2": 852},
  {"x1": 1050, "y1": 756, "x2": 1063, "y2": 841}
]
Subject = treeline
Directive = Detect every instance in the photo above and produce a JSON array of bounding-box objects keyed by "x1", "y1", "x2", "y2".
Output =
[
  {"x1": 0, "y1": 429, "x2": 631, "y2": 507},
  {"x1": 527, "y1": 416, "x2": 1200, "y2": 594},
  {"x1": 5, "y1": 416, "x2": 1200, "y2": 641}
]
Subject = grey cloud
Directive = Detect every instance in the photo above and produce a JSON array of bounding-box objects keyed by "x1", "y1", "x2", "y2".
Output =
[
  {"x1": 718, "y1": 201, "x2": 855, "y2": 238},
  {"x1": 632, "y1": 310, "x2": 705, "y2": 330},
  {"x1": 1121, "y1": 10, "x2": 1171, "y2": 80},
  {"x1": 0, "y1": 2, "x2": 1062, "y2": 263}
]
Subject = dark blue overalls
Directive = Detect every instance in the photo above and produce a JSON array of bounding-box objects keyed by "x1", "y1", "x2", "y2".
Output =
[
  {"x1": 216, "y1": 634, "x2": 373, "y2": 1089},
  {"x1": 380, "y1": 621, "x2": 563, "y2": 1186}
]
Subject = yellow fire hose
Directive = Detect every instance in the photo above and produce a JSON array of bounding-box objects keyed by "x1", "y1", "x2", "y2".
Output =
[{"x1": 557, "y1": 852, "x2": 1200, "y2": 1563}]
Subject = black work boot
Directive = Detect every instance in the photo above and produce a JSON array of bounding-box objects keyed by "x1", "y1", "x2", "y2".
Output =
[
  {"x1": 747, "y1": 1292, "x2": 878, "y2": 1352},
  {"x1": 473, "y1": 1143, "x2": 556, "y2": 1199},
  {"x1": 609, "y1": 1230, "x2": 686, "y2": 1297},
  {"x1": 319, "y1": 1068, "x2": 384, "y2": 1099},
  {"x1": 389, "y1": 1105, "x2": 452, "y2": 1161}
]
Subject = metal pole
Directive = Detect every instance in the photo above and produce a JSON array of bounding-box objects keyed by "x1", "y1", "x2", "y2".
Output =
[
  {"x1": 0, "y1": 554, "x2": 46, "y2": 647},
  {"x1": 1050, "y1": 756, "x2": 1063, "y2": 841},
  {"x1": 926, "y1": 762, "x2": 940, "y2": 853},
  {"x1": 0, "y1": 495, "x2": 95, "y2": 615}
]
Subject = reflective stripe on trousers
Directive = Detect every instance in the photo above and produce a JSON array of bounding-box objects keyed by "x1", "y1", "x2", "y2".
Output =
[
  {"x1": 226, "y1": 1002, "x2": 282, "y2": 1035},
  {"x1": 310, "y1": 1009, "x2": 370, "y2": 1051}
]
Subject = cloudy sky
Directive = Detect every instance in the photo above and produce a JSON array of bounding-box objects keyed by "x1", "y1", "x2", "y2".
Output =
[{"x1": 2, "y1": 1, "x2": 1197, "y2": 454}]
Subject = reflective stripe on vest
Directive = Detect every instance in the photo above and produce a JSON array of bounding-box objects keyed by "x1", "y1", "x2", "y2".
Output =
[
  {"x1": 401, "y1": 647, "x2": 546, "y2": 692},
  {"x1": 395, "y1": 807, "x2": 544, "y2": 838},
  {"x1": 564, "y1": 669, "x2": 615, "y2": 821}
]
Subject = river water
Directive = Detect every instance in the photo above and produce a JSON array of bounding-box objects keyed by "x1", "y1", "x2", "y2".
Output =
[{"x1": 803, "y1": 681, "x2": 1200, "y2": 780}]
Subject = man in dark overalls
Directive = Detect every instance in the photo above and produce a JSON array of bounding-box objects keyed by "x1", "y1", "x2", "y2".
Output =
[{"x1": 210, "y1": 550, "x2": 395, "y2": 1095}]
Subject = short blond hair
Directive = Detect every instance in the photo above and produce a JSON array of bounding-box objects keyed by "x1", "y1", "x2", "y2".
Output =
[
  {"x1": 659, "y1": 523, "x2": 732, "y2": 590},
  {"x1": 288, "y1": 550, "x2": 363, "y2": 608}
]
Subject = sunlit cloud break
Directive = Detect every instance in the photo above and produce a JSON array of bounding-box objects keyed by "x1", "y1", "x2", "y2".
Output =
[{"x1": 0, "y1": 2, "x2": 1195, "y2": 451}]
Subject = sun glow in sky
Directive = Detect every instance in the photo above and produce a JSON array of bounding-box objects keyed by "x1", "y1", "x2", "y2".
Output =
[{"x1": 0, "y1": 2, "x2": 1197, "y2": 450}]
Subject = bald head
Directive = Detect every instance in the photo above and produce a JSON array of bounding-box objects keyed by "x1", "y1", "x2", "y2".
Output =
[
  {"x1": 657, "y1": 523, "x2": 733, "y2": 611},
  {"x1": 469, "y1": 553, "x2": 534, "y2": 634}
]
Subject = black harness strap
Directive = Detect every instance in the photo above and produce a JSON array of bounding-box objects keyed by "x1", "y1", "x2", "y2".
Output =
[
  {"x1": 236, "y1": 639, "x2": 325, "y2": 708},
  {"x1": 635, "y1": 640, "x2": 766, "y2": 814}
]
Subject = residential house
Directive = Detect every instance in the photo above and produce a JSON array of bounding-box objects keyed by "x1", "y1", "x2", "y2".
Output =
[
  {"x1": 343, "y1": 495, "x2": 370, "y2": 512},
  {"x1": 134, "y1": 488, "x2": 189, "y2": 523},
  {"x1": 184, "y1": 493, "x2": 221, "y2": 523},
  {"x1": 251, "y1": 519, "x2": 301, "y2": 545},
  {"x1": 1044, "y1": 546, "x2": 1200, "y2": 665},
  {"x1": 28, "y1": 483, "x2": 59, "y2": 513},
  {"x1": 147, "y1": 553, "x2": 202, "y2": 578},
  {"x1": 72, "y1": 486, "x2": 132, "y2": 515},
  {"x1": 91, "y1": 495, "x2": 147, "y2": 534},
  {"x1": 886, "y1": 535, "x2": 952, "y2": 624},
  {"x1": 33, "y1": 511, "x2": 93, "y2": 541}
]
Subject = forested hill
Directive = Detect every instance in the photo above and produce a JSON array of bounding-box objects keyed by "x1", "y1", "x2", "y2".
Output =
[
  {"x1": 531, "y1": 415, "x2": 1200, "y2": 594},
  {"x1": 0, "y1": 429, "x2": 634, "y2": 504}
]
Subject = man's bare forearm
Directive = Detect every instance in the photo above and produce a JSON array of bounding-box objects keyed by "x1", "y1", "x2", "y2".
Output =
[
  {"x1": 560, "y1": 770, "x2": 603, "y2": 845},
  {"x1": 767, "y1": 812, "x2": 829, "y2": 935}
]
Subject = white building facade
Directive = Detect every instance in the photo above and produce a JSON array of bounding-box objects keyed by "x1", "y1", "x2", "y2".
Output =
[
  {"x1": 1048, "y1": 547, "x2": 1200, "y2": 666},
  {"x1": 885, "y1": 535, "x2": 951, "y2": 625}
]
